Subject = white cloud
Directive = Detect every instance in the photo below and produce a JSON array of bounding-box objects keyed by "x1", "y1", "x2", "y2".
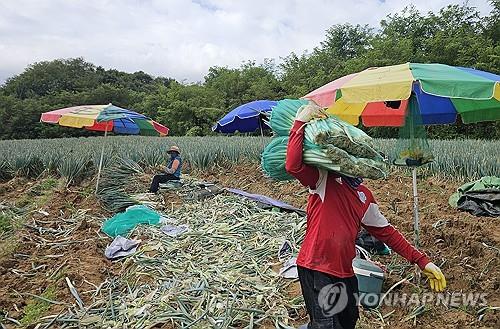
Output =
[{"x1": 0, "y1": 0, "x2": 494, "y2": 84}]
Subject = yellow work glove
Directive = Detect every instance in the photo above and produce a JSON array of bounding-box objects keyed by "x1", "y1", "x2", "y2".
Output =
[
  {"x1": 422, "y1": 262, "x2": 446, "y2": 292},
  {"x1": 295, "y1": 102, "x2": 325, "y2": 122}
]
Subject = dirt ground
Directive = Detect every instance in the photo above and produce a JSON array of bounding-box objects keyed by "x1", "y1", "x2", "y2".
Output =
[
  {"x1": 0, "y1": 177, "x2": 118, "y2": 327},
  {"x1": 200, "y1": 163, "x2": 500, "y2": 328},
  {"x1": 0, "y1": 164, "x2": 499, "y2": 328}
]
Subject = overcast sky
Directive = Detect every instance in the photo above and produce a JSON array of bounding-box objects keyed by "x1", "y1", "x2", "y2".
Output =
[{"x1": 0, "y1": 0, "x2": 494, "y2": 84}]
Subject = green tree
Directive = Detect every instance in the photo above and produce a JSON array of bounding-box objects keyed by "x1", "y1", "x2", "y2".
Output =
[
  {"x1": 0, "y1": 2, "x2": 498, "y2": 140},
  {"x1": 3, "y1": 58, "x2": 98, "y2": 99},
  {"x1": 156, "y1": 82, "x2": 225, "y2": 135},
  {"x1": 205, "y1": 61, "x2": 284, "y2": 109},
  {"x1": 279, "y1": 24, "x2": 373, "y2": 97}
]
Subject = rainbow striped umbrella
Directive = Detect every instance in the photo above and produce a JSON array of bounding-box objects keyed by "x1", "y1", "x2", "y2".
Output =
[
  {"x1": 41, "y1": 104, "x2": 169, "y2": 193},
  {"x1": 303, "y1": 63, "x2": 500, "y2": 248},
  {"x1": 303, "y1": 63, "x2": 500, "y2": 126},
  {"x1": 41, "y1": 103, "x2": 169, "y2": 136}
]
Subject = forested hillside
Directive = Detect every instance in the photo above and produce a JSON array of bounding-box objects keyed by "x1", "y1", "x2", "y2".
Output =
[{"x1": 1, "y1": 3, "x2": 498, "y2": 139}]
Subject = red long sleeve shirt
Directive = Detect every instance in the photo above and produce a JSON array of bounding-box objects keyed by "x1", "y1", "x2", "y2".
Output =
[{"x1": 285, "y1": 120, "x2": 430, "y2": 278}]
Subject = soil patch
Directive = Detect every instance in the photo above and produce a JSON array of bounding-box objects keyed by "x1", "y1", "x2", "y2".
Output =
[
  {"x1": 0, "y1": 166, "x2": 498, "y2": 328},
  {"x1": 200, "y1": 164, "x2": 500, "y2": 328},
  {"x1": 0, "y1": 179, "x2": 119, "y2": 325}
]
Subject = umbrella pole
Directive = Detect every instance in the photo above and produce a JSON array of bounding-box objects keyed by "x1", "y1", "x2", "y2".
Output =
[
  {"x1": 412, "y1": 167, "x2": 420, "y2": 248},
  {"x1": 95, "y1": 125, "x2": 108, "y2": 194},
  {"x1": 412, "y1": 166, "x2": 422, "y2": 285},
  {"x1": 259, "y1": 118, "x2": 264, "y2": 138}
]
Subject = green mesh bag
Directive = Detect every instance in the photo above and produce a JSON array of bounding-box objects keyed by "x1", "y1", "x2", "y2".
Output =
[
  {"x1": 261, "y1": 136, "x2": 294, "y2": 181},
  {"x1": 261, "y1": 136, "x2": 342, "y2": 181},
  {"x1": 101, "y1": 205, "x2": 161, "y2": 237},
  {"x1": 262, "y1": 100, "x2": 388, "y2": 180},
  {"x1": 269, "y1": 99, "x2": 309, "y2": 136},
  {"x1": 261, "y1": 134, "x2": 387, "y2": 181},
  {"x1": 305, "y1": 117, "x2": 382, "y2": 160},
  {"x1": 393, "y1": 95, "x2": 434, "y2": 167},
  {"x1": 322, "y1": 144, "x2": 387, "y2": 179}
]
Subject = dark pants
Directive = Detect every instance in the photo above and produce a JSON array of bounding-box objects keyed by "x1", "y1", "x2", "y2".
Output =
[
  {"x1": 298, "y1": 266, "x2": 359, "y2": 329},
  {"x1": 149, "y1": 174, "x2": 179, "y2": 193}
]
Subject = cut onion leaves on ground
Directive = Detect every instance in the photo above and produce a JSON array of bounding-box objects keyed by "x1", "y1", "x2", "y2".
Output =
[{"x1": 40, "y1": 194, "x2": 306, "y2": 328}]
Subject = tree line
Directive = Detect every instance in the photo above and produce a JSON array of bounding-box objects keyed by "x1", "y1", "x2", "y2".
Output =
[{"x1": 0, "y1": 2, "x2": 499, "y2": 140}]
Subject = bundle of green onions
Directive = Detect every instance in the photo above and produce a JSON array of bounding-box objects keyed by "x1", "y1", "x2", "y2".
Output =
[
  {"x1": 261, "y1": 136, "x2": 341, "y2": 181},
  {"x1": 262, "y1": 99, "x2": 388, "y2": 180},
  {"x1": 305, "y1": 119, "x2": 380, "y2": 160}
]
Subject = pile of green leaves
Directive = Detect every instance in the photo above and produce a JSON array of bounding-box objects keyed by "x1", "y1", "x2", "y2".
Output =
[{"x1": 97, "y1": 157, "x2": 144, "y2": 212}]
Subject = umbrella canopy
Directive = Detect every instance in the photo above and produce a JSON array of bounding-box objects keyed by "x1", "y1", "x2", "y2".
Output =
[
  {"x1": 41, "y1": 103, "x2": 169, "y2": 193},
  {"x1": 304, "y1": 63, "x2": 500, "y2": 249},
  {"x1": 303, "y1": 63, "x2": 500, "y2": 126},
  {"x1": 41, "y1": 104, "x2": 169, "y2": 136},
  {"x1": 212, "y1": 100, "x2": 277, "y2": 133}
]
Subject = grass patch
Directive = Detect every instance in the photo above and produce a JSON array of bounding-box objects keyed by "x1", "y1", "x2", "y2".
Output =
[
  {"x1": 37, "y1": 178, "x2": 58, "y2": 191},
  {"x1": 27, "y1": 177, "x2": 58, "y2": 198},
  {"x1": 0, "y1": 213, "x2": 13, "y2": 234},
  {"x1": 0, "y1": 209, "x2": 22, "y2": 260},
  {"x1": 14, "y1": 195, "x2": 33, "y2": 209},
  {"x1": 0, "y1": 208, "x2": 24, "y2": 237},
  {"x1": 20, "y1": 286, "x2": 57, "y2": 326},
  {"x1": 0, "y1": 236, "x2": 18, "y2": 260},
  {"x1": 36, "y1": 191, "x2": 54, "y2": 209},
  {"x1": 14, "y1": 178, "x2": 58, "y2": 210},
  {"x1": 77, "y1": 184, "x2": 94, "y2": 198}
]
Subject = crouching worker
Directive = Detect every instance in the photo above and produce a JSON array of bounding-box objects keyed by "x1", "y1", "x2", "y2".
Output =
[
  {"x1": 149, "y1": 146, "x2": 182, "y2": 193},
  {"x1": 286, "y1": 103, "x2": 446, "y2": 329}
]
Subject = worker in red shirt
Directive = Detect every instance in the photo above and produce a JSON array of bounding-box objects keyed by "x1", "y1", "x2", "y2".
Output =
[{"x1": 285, "y1": 104, "x2": 446, "y2": 329}]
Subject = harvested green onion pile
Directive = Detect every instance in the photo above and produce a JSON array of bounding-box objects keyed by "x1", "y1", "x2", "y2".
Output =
[
  {"x1": 262, "y1": 99, "x2": 388, "y2": 180},
  {"x1": 43, "y1": 193, "x2": 306, "y2": 328}
]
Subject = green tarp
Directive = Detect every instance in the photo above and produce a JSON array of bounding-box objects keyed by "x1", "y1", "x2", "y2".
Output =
[
  {"x1": 449, "y1": 176, "x2": 500, "y2": 208},
  {"x1": 449, "y1": 177, "x2": 500, "y2": 217}
]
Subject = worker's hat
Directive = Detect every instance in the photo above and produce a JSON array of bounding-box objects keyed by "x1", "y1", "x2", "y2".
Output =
[{"x1": 167, "y1": 145, "x2": 180, "y2": 154}]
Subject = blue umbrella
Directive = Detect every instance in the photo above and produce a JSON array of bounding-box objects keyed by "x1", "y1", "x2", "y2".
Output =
[{"x1": 212, "y1": 100, "x2": 277, "y2": 134}]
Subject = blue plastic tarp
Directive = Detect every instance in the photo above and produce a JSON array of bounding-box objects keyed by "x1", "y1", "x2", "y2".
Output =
[{"x1": 226, "y1": 188, "x2": 305, "y2": 214}]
